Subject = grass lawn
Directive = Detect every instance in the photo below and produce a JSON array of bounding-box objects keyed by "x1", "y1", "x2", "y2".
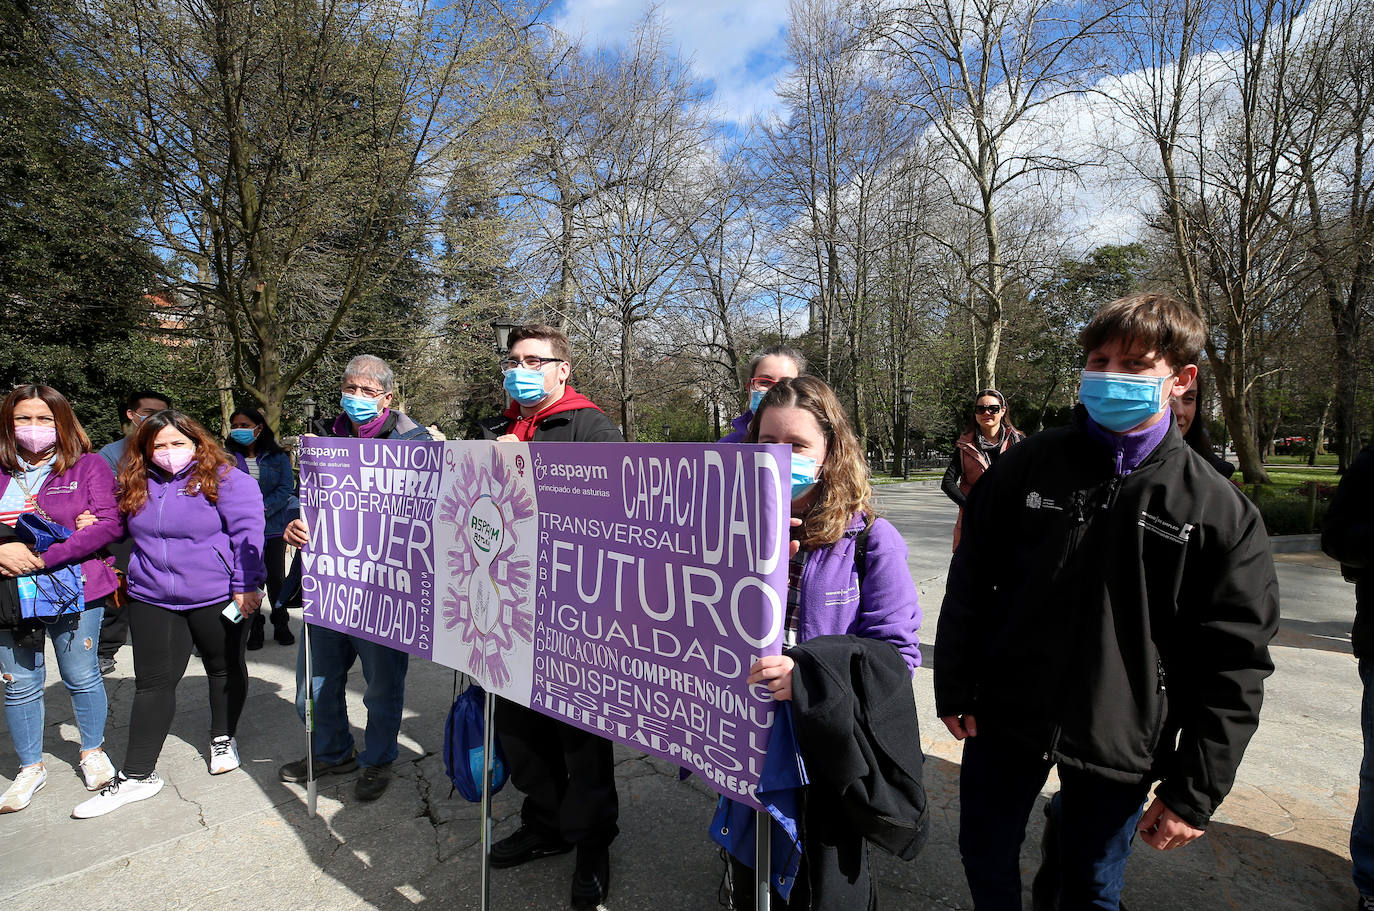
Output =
[{"x1": 1258, "y1": 464, "x2": 1340, "y2": 494}]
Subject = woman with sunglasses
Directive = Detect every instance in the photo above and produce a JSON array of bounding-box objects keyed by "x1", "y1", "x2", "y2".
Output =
[
  {"x1": 719, "y1": 346, "x2": 806, "y2": 443},
  {"x1": 0, "y1": 385, "x2": 121, "y2": 813},
  {"x1": 941, "y1": 389, "x2": 1025, "y2": 551}
]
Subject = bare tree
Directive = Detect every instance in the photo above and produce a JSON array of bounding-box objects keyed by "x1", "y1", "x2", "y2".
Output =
[
  {"x1": 1279, "y1": 0, "x2": 1374, "y2": 470},
  {"x1": 50, "y1": 0, "x2": 526, "y2": 429},
  {"x1": 864, "y1": 0, "x2": 1118, "y2": 389}
]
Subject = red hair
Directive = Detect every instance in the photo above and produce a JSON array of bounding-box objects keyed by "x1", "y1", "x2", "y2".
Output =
[{"x1": 117, "y1": 410, "x2": 235, "y2": 514}]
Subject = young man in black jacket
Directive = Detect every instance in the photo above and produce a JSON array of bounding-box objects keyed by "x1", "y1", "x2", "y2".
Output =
[
  {"x1": 1323, "y1": 441, "x2": 1374, "y2": 910},
  {"x1": 478, "y1": 324, "x2": 622, "y2": 910},
  {"x1": 936, "y1": 293, "x2": 1280, "y2": 910}
]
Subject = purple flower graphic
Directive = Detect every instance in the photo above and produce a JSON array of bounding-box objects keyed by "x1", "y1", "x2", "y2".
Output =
[{"x1": 439, "y1": 448, "x2": 536, "y2": 685}]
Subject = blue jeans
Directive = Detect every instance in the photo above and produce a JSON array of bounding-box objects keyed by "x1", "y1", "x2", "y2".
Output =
[
  {"x1": 0, "y1": 605, "x2": 108, "y2": 768},
  {"x1": 295, "y1": 625, "x2": 409, "y2": 768},
  {"x1": 958, "y1": 733, "x2": 1149, "y2": 910},
  {"x1": 1353, "y1": 660, "x2": 1374, "y2": 897}
]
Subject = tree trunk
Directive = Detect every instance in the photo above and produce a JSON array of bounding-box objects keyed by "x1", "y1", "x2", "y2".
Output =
[{"x1": 619, "y1": 314, "x2": 635, "y2": 441}]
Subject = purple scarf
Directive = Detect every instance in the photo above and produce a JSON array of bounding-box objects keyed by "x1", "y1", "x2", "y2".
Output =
[{"x1": 331, "y1": 409, "x2": 391, "y2": 440}]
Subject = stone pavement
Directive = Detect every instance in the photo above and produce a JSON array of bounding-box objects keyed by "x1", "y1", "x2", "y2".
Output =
[{"x1": 0, "y1": 482, "x2": 1362, "y2": 910}]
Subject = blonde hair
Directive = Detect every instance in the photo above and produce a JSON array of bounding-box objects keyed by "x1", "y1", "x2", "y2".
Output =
[{"x1": 748, "y1": 376, "x2": 875, "y2": 550}]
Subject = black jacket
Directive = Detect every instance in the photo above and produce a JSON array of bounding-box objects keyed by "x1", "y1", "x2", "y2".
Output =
[
  {"x1": 935, "y1": 407, "x2": 1279, "y2": 829},
  {"x1": 788, "y1": 635, "x2": 929, "y2": 860},
  {"x1": 312, "y1": 410, "x2": 432, "y2": 441},
  {"x1": 1323, "y1": 443, "x2": 1374, "y2": 657},
  {"x1": 476, "y1": 404, "x2": 622, "y2": 443}
]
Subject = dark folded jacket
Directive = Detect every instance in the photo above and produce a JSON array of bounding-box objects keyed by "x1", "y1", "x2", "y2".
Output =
[
  {"x1": 786, "y1": 635, "x2": 929, "y2": 860},
  {"x1": 0, "y1": 523, "x2": 41, "y2": 649}
]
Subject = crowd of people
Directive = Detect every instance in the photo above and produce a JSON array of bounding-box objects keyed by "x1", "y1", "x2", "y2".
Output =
[{"x1": 4, "y1": 292, "x2": 1346, "y2": 911}]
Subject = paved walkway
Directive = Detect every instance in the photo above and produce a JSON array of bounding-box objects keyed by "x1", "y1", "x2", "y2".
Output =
[{"x1": 0, "y1": 483, "x2": 1361, "y2": 909}]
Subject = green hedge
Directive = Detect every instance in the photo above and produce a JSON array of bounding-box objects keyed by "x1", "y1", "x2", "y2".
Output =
[{"x1": 1241, "y1": 484, "x2": 1331, "y2": 536}]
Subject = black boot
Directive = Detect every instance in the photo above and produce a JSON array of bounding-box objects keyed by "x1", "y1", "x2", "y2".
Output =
[
  {"x1": 272, "y1": 606, "x2": 295, "y2": 645},
  {"x1": 246, "y1": 612, "x2": 265, "y2": 650}
]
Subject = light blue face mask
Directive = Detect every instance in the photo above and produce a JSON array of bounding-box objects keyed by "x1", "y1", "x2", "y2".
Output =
[
  {"x1": 749, "y1": 388, "x2": 766, "y2": 413},
  {"x1": 1078, "y1": 370, "x2": 1172, "y2": 432},
  {"x1": 504, "y1": 367, "x2": 548, "y2": 406},
  {"x1": 791, "y1": 453, "x2": 820, "y2": 500},
  {"x1": 340, "y1": 392, "x2": 383, "y2": 424},
  {"x1": 228, "y1": 428, "x2": 257, "y2": 445}
]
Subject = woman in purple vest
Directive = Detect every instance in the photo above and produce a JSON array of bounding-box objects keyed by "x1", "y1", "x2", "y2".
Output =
[{"x1": 0, "y1": 385, "x2": 122, "y2": 813}]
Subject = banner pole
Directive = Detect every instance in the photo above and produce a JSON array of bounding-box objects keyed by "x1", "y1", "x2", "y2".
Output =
[
  {"x1": 480, "y1": 689, "x2": 495, "y2": 911},
  {"x1": 303, "y1": 617, "x2": 316, "y2": 817},
  {"x1": 755, "y1": 809, "x2": 771, "y2": 911}
]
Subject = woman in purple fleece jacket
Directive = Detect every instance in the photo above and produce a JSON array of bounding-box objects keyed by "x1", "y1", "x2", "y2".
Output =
[
  {"x1": 736, "y1": 376, "x2": 922, "y2": 910},
  {"x1": 73, "y1": 411, "x2": 265, "y2": 819},
  {"x1": 0, "y1": 386, "x2": 122, "y2": 814}
]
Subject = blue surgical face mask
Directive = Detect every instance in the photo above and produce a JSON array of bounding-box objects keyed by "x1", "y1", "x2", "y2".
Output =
[
  {"x1": 791, "y1": 453, "x2": 821, "y2": 500},
  {"x1": 341, "y1": 392, "x2": 383, "y2": 424},
  {"x1": 504, "y1": 367, "x2": 549, "y2": 406},
  {"x1": 1078, "y1": 370, "x2": 1172, "y2": 432},
  {"x1": 749, "y1": 388, "x2": 766, "y2": 412},
  {"x1": 228, "y1": 428, "x2": 257, "y2": 445}
]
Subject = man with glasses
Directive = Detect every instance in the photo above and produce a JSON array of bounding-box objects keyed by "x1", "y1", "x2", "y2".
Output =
[
  {"x1": 95, "y1": 389, "x2": 171, "y2": 676},
  {"x1": 477, "y1": 324, "x2": 621, "y2": 910},
  {"x1": 719, "y1": 345, "x2": 806, "y2": 442},
  {"x1": 278, "y1": 355, "x2": 430, "y2": 802}
]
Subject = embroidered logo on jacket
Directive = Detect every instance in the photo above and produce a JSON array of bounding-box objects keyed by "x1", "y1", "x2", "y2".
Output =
[{"x1": 1025, "y1": 492, "x2": 1062, "y2": 511}]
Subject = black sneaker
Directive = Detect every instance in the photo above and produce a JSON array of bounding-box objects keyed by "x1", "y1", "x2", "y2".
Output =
[
  {"x1": 273, "y1": 622, "x2": 295, "y2": 646},
  {"x1": 246, "y1": 615, "x2": 265, "y2": 651},
  {"x1": 354, "y1": 765, "x2": 391, "y2": 802},
  {"x1": 98, "y1": 657, "x2": 116, "y2": 677},
  {"x1": 570, "y1": 842, "x2": 610, "y2": 909},
  {"x1": 489, "y1": 825, "x2": 573, "y2": 868},
  {"x1": 278, "y1": 753, "x2": 357, "y2": 783}
]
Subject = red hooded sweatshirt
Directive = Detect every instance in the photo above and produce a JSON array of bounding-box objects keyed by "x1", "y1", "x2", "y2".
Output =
[{"x1": 501, "y1": 387, "x2": 604, "y2": 441}]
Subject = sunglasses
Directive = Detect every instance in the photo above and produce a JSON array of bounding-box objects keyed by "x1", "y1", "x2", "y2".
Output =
[{"x1": 974, "y1": 404, "x2": 1002, "y2": 415}]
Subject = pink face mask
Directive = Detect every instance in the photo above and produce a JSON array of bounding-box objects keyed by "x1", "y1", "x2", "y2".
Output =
[
  {"x1": 14, "y1": 425, "x2": 57, "y2": 454},
  {"x1": 152, "y1": 447, "x2": 195, "y2": 475}
]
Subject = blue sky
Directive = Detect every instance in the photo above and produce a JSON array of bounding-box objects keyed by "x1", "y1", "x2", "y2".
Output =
[{"x1": 548, "y1": 0, "x2": 793, "y2": 124}]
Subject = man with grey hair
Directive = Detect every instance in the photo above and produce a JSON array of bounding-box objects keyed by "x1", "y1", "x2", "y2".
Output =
[
  {"x1": 278, "y1": 354, "x2": 430, "y2": 802},
  {"x1": 719, "y1": 345, "x2": 806, "y2": 443}
]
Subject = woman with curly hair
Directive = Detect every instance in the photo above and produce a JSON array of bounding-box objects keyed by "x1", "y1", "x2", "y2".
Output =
[
  {"x1": 729, "y1": 376, "x2": 922, "y2": 909},
  {"x1": 73, "y1": 410, "x2": 265, "y2": 818},
  {"x1": 0, "y1": 385, "x2": 122, "y2": 813}
]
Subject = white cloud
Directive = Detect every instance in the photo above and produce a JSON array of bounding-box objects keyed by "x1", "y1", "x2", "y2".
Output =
[{"x1": 554, "y1": 0, "x2": 792, "y2": 124}]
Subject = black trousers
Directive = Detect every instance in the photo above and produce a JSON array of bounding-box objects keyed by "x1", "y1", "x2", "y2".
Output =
[
  {"x1": 123, "y1": 599, "x2": 249, "y2": 777},
  {"x1": 98, "y1": 537, "x2": 134, "y2": 660},
  {"x1": 495, "y1": 698, "x2": 619, "y2": 847},
  {"x1": 731, "y1": 785, "x2": 874, "y2": 911}
]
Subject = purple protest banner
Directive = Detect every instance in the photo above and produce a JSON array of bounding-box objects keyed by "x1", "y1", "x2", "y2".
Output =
[{"x1": 299, "y1": 438, "x2": 791, "y2": 810}]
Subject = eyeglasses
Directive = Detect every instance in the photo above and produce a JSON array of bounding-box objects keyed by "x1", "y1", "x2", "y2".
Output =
[
  {"x1": 974, "y1": 404, "x2": 1002, "y2": 415},
  {"x1": 747, "y1": 377, "x2": 780, "y2": 391},
  {"x1": 342, "y1": 383, "x2": 386, "y2": 398},
  {"x1": 500, "y1": 356, "x2": 564, "y2": 372}
]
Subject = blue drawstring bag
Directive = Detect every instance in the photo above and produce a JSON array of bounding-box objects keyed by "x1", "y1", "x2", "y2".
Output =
[{"x1": 444, "y1": 682, "x2": 508, "y2": 802}]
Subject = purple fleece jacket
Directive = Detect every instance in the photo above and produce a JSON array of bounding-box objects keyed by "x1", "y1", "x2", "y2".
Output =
[
  {"x1": 126, "y1": 462, "x2": 266, "y2": 610},
  {"x1": 797, "y1": 514, "x2": 922, "y2": 671},
  {"x1": 719, "y1": 411, "x2": 752, "y2": 444},
  {"x1": 0, "y1": 453, "x2": 122, "y2": 602}
]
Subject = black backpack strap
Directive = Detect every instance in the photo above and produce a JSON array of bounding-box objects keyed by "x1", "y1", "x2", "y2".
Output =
[{"x1": 855, "y1": 515, "x2": 874, "y2": 590}]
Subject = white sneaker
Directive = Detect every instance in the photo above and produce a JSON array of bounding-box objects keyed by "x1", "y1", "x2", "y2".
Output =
[
  {"x1": 71, "y1": 772, "x2": 164, "y2": 819},
  {"x1": 0, "y1": 765, "x2": 47, "y2": 813},
  {"x1": 80, "y1": 749, "x2": 117, "y2": 791},
  {"x1": 208, "y1": 736, "x2": 240, "y2": 775}
]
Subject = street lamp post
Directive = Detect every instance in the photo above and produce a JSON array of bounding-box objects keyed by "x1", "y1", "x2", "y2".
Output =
[
  {"x1": 493, "y1": 319, "x2": 518, "y2": 354},
  {"x1": 900, "y1": 387, "x2": 914, "y2": 481},
  {"x1": 662, "y1": 423, "x2": 671, "y2": 442},
  {"x1": 303, "y1": 396, "x2": 316, "y2": 429}
]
